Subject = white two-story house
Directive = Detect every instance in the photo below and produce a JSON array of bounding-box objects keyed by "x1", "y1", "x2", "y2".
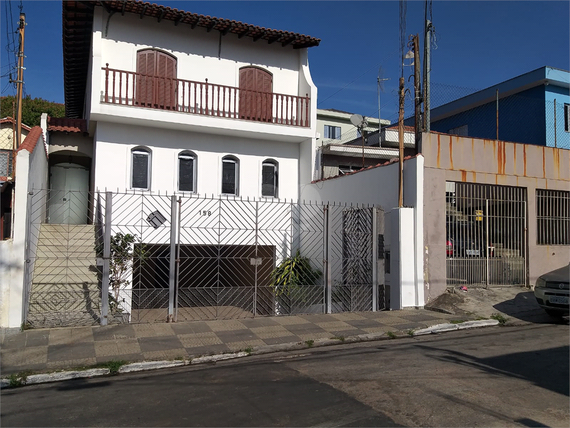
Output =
[{"x1": 61, "y1": 0, "x2": 319, "y2": 206}]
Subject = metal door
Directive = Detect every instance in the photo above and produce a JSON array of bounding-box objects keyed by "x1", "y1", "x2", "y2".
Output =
[
  {"x1": 446, "y1": 182, "x2": 527, "y2": 287},
  {"x1": 49, "y1": 163, "x2": 89, "y2": 224}
]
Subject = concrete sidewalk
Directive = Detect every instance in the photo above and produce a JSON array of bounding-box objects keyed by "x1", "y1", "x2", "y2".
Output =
[
  {"x1": 3, "y1": 285, "x2": 560, "y2": 379},
  {"x1": 1, "y1": 309, "x2": 466, "y2": 376}
]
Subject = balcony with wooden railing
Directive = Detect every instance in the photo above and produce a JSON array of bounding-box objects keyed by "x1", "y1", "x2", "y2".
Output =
[{"x1": 102, "y1": 65, "x2": 311, "y2": 128}]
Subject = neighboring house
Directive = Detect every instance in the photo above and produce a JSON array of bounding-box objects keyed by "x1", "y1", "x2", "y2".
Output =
[
  {"x1": 317, "y1": 108, "x2": 390, "y2": 147},
  {"x1": 0, "y1": 117, "x2": 31, "y2": 178},
  {"x1": 0, "y1": 117, "x2": 31, "y2": 240},
  {"x1": 317, "y1": 124, "x2": 415, "y2": 179},
  {"x1": 428, "y1": 66, "x2": 570, "y2": 148}
]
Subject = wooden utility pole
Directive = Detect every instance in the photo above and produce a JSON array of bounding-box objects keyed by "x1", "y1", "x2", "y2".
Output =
[
  {"x1": 423, "y1": 2, "x2": 432, "y2": 132},
  {"x1": 15, "y1": 13, "x2": 26, "y2": 152},
  {"x1": 413, "y1": 34, "x2": 422, "y2": 154},
  {"x1": 398, "y1": 76, "x2": 405, "y2": 208}
]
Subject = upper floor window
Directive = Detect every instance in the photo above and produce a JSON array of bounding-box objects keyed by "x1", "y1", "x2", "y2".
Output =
[
  {"x1": 131, "y1": 147, "x2": 151, "y2": 190},
  {"x1": 239, "y1": 67, "x2": 273, "y2": 122},
  {"x1": 564, "y1": 104, "x2": 569, "y2": 132},
  {"x1": 222, "y1": 156, "x2": 239, "y2": 195},
  {"x1": 178, "y1": 151, "x2": 196, "y2": 193},
  {"x1": 324, "y1": 125, "x2": 341, "y2": 139},
  {"x1": 136, "y1": 49, "x2": 177, "y2": 109},
  {"x1": 262, "y1": 160, "x2": 278, "y2": 198},
  {"x1": 448, "y1": 125, "x2": 469, "y2": 137}
]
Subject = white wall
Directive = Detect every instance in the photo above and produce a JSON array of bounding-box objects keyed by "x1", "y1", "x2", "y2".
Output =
[
  {"x1": 89, "y1": 8, "x2": 317, "y2": 144},
  {"x1": 93, "y1": 122, "x2": 300, "y2": 199},
  {"x1": 1, "y1": 131, "x2": 48, "y2": 328},
  {"x1": 300, "y1": 156, "x2": 426, "y2": 308}
]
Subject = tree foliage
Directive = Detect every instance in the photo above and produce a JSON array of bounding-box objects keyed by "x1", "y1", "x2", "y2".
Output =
[
  {"x1": 270, "y1": 250, "x2": 322, "y2": 298},
  {"x1": 0, "y1": 95, "x2": 65, "y2": 127}
]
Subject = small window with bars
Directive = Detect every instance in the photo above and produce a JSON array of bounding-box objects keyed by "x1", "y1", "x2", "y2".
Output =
[
  {"x1": 564, "y1": 103, "x2": 569, "y2": 132},
  {"x1": 536, "y1": 189, "x2": 570, "y2": 245},
  {"x1": 0, "y1": 150, "x2": 13, "y2": 177}
]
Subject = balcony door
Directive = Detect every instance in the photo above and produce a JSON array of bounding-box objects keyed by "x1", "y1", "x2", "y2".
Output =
[
  {"x1": 239, "y1": 67, "x2": 273, "y2": 122},
  {"x1": 136, "y1": 49, "x2": 177, "y2": 110}
]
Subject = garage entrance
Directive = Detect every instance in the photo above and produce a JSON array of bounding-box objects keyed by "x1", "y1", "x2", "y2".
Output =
[{"x1": 446, "y1": 182, "x2": 527, "y2": 286}]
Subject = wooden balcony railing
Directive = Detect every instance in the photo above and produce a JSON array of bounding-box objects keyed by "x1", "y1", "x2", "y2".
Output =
[{"x1": 102, "y1": 65, "x2": 310, "y2": 127}]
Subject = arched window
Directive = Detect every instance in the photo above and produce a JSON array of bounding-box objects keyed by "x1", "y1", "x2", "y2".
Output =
[
  {"x1": 131, "y1": 147, "x2": 151, "y2": 190},
  {"x1": 178, "y1": 151, "x2": 196, "y2": 193},
  {"x1": 239, "y1": 66, "x2": 273, "y2": 122},
  {"x1": 136, "y1": 49, "x2": 177, "y2": 109},
  {"x1": 262, "y1": 159, "x2": 278, "y2": 198},
  {"x1": 221, "y1": 156, "x2": 239, "y2": 196}
]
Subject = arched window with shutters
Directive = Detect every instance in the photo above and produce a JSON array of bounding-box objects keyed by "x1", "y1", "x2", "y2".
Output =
[
  {"x1": 261, "y1": 159, "x2": 278, "y2": 198},
  {"x1": 178, "y1": 151, "x2": 197, "y2": 193},
  {"x1": 239, "y1": 66, "x2": 273, "y2": 123},
  {"x1": 136, "y1": 49, "x2": 177, "y2": 109},
  {"x1": 131, "y1": 147, "x2": 151, "y2": 190}
]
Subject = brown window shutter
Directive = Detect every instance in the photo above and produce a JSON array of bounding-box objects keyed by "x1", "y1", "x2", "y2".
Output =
[
  {"x1": 136, "y1": 49, "x2": 156, "y2": 106},
  {"x1": 136, "y1": 49, "x2": 176, "y2": 108},
  {"x1": 156, "y1": 51, "x2": 177, "y2": 109},
  {"x1": 239, "y1": 67, "x2": 272, "y2": 121}
]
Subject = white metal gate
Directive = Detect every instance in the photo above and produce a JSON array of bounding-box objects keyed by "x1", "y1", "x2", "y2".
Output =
[{"x1": 446, "y1": 182, "x2": 527, "y2": 287}]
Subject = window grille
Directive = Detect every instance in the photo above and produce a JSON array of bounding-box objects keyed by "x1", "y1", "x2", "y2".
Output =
[{"x1": 537, "y1": 189, "x2": 570, "y2": 245}]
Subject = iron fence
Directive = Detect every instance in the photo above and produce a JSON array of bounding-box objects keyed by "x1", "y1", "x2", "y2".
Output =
[{"x1": 24, "y1": 190, "x2": 385, "y2": 327}]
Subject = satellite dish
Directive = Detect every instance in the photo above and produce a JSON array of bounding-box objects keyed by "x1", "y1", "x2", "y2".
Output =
[{"x1": 350, "y1": 114, "x2": 364, "y2": 127}]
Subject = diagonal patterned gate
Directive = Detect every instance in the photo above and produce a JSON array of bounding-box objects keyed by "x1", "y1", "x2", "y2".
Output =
[{"x1": 24, "y1": 190, "x2": 385, "y2": 326}]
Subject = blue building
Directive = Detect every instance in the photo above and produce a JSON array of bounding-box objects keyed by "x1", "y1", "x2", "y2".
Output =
[{"x1": 429, "y1": 66, "x2": 570, "y2": 149}]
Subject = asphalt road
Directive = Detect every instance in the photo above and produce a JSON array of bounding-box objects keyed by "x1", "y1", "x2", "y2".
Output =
[{"x1": 2, "y1": 323, "x2": 568, "y2": 427}]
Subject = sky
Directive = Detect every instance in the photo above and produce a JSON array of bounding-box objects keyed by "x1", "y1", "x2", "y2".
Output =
[{"x1": 1, "y1": 0, "x2": 569, "y2": 125}]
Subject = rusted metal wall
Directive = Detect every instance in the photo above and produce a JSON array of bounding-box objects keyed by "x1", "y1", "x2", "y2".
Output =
[{"x1": 422, "y1": 132, "x2": 569, "y2": 303}]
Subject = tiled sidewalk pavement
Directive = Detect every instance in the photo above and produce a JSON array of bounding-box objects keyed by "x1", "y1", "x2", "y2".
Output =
[{"x1": 1, "y1": 310, "x2": 465, "y2": 375}]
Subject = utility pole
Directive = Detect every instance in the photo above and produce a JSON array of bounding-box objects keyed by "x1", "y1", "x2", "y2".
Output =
[
  {"x1": 398, "y1": 76, "x2": 405, "y2": 208},
  {"x1": 413, "y1": 34, "x2": 422, "y2": 154},
  {"x1": 423, "y1": 4, "x2": 432, "y2": 132},
  {"x1": 15, "y1": 13, "x2": 26, "y2": 153}
]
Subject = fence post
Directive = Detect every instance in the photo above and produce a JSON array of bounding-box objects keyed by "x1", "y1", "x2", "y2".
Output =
[
  {"x1": 101, "y1": 192, "x2": 112, "y2": 326},
  {"x1": 372, "y1": 207, "x2": 378, "y2": 311},
  {"x1": 254, "y1": 200, "x2": 259, "y2": 317},
  {"x1": 554, "y1": 99, "x2": 557, "y2": 148},
  {"x1": 168, "y1": 195, "x2": 177, "y2": 322},
  {"x1": 323, "y1": 205, "x2": 331, "y2": 314}
]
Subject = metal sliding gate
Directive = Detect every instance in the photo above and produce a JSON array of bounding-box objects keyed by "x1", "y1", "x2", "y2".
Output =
[
  {"x1": 446, "y1": 182, "x2": 527, "y2": 287},
  {"x1": 24, "y1": 190, "x2": 384, "y2": 327}
]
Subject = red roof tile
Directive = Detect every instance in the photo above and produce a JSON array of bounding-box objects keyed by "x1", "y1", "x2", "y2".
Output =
[
  {"x1": 17, "y1": 126, "x2": 44, "y2": 154},
  {"x1": 312, "y1": 154, "x2": 419, "y2": 183},
  {"x1": 0, "y1": 117, "x2": 32, "y2": 131},
  {"x1": 47, "y1": 116, "x2": 88, "y2": 133}
]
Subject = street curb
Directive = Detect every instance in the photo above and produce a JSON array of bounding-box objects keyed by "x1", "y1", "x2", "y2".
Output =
[
  {"x1": 414, "y1": 319, "x2": 499, "y2": 335},
  {"x1": 0, "y1": 319, "x2": 499, "y2": 389},
  {"x1": 0, "y1": 368, "x2": 110, "y2": 388}
]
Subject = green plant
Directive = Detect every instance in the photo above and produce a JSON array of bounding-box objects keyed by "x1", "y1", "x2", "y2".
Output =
[
  {"x1": 8, "y1": 371, "x2": 31, "y2": 387},
  {"x1": 490, "y1": 313, "x2": 508, "y2": 325},
  {"x1": 244, "y1": 347, "x2": 253, "y2": 355},
  {"x1": 270, "y1": 250, "x2": 322, "y2": 301},
  {"x1": 98, "y1": 360, "x2": 128, "y2": 375},
  {"x1": 305, "y1": 339, "x2": 314, "y2": 348},
  {"x1": 20, "y1": 322, "x2": 32, "y2": 331},
  {"x1": 97, "y1": 233, "x2": 147, "y2": 306},
  {"x1": 332, "y1": 336, "x2": 345, "y2": 342},
  {"x1": 386, "y1": 331, "x2": 397, "y2": 339},
  {"x1": 407, "y1": 329, "x2": 414, "y2": 336}
]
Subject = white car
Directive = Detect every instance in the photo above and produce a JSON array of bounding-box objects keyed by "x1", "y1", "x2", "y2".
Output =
[{"x1": 534, "y1": 263, "x2": 570, "y2": 318}]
